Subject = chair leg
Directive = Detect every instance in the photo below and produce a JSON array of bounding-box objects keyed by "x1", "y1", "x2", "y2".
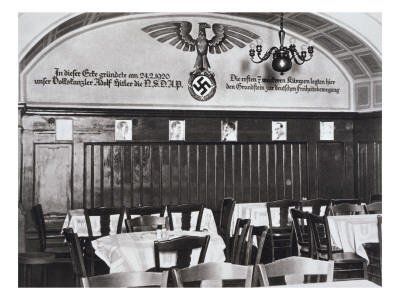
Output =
[{"x1": 42, "y1": 264, "x2": 48, "y2": 287}]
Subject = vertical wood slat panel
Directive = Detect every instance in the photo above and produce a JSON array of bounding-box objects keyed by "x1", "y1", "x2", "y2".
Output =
[
  {"x1": 130, "y1": 146, "x2": 134, "y2": 207},
  {"x1": 240, "y1": 145, "x2": 244, "y2": 202},
  {"x1": 90, "y1": 145, "x2": 94, "y2": 208},
  {"x1": 83, "y1": 142, "x2": 309, "y2": 209},
  {"x1": 291, "y1": 144, "x2": 294, "y2": 200},
  {"x1": 205, "y1": 145, "x2": 208, "y2": 206},
  {"x1": 258, "y1": 145, "x2": 261, "y2": 202},
  {"x1": 214, "y1": 145, "x2": 217, "y2": 208},
  {"x1": 159, "y1": 146, "x2": 163, "y2": 205},
  {"x1": 232, "y1": 145, "x2": 235, "y2": 198},
  {"x1": 196, "y1": 145, "x2": 199, "y2": 204},
  {"x1": 178, "y1": 145, "x2": 181, "y2": 204},
  {"x1": 187, "y1": 145, "x2": 190, "y2": 203},
  {"x1": 223, "y1": 145, "x2": 226, "y2": 198},
  {"x1": 100, "y1": 146, "x2": 104, "y2": 206},
  {"x1": 249, "y1": 144, "x2": 252, "y2": 203}
]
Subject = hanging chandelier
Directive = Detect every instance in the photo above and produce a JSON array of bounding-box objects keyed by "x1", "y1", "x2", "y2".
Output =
[{"x1": 249, "y1": 13, "x2": 314, "y2": 75}]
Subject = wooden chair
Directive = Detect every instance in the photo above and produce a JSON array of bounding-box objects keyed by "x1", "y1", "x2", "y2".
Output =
[
  {"x1": 84, "y1": 206, "x2": 125, "y2": 276},
  {"x1": 166, "y1": 204, "x2": 204, "y2": 231},
  {"x1": 243, "y1": 225, "x2": 268, "y2": 266},
  {"x1": 81, "y1": 270, "x2": 169, "y2": 288},
  {"x1": 266, "y1": 199, "x2": 299, "y2": 262},
  {"x1": 63, "y1": 228, "x2": 87, "y2": 287},
  {"x1": 31, "y1": 204, "x2": 70, "y2": 261},
  {"x1": 255, "y1": 256, "x2": 334, "y2": 286},
  {"x1": 370, "y1": 194, "x2": 382, "y2": 204},
  {"x1": 172, "y1": 262, "x2": 253, "y2": 287},
  {"x1": 329, "y1": 203, "x2": 364, "y2": 216},
  {"x1": 307, "y1": 212, "x2": 367, "y2": 281},
  {"x1": 153, "y1": 235, "x2": 210, "y2": 272},
  {"x1": 365, "y1": 202, "x2": 382, "y2": 214},
  {"x1": 218, "y1": 198, "x2": 236, "y2": 260},
  {"x1": 230, "y1": 218, "x2": 251, "y2": 264},
  {"x1": 125, "y1": 205, "x2": 166, "y2": 218},
  {"x1": 125, "y1": 216, "x2": 169, "y2": 232},
  {"x1": 331, "y1": 198, "x2": 362, "y2": 205},
  {"x1": 298, "y1": 198, "x2": 331, "y2": 216},
  {"x1": 366, "y1": 215, "x2": 382, "y2": 286},
  {"x1": 290, "y1": 208, "x2": 311, "y2": 258}
]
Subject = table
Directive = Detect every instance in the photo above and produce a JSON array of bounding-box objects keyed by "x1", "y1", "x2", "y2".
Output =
[
  {"x1": 230, "y1": 203, "x2": 298, "y2": 236},
  {"x1": 270, "y1": 279, "x2": 379, "y2": 288},
  {"x1": 91, "y1": 230, "x2": 226, "y2": 273},
  {"x1": 327, "y1": 214, "x2": 380, "y2": 263},
  {"x1": 62, "y1": 207, "x2": 218, "y2": 236}
]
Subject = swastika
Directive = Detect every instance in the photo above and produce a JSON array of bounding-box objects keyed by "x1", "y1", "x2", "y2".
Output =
[{"x1": 193, "y1": 76, "x2": 212, "y2": 96}]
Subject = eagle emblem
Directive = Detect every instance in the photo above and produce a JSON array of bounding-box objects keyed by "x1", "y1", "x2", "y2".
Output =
[{"x1": 142, "y1": 21, "x2": 259, "y2": 101}]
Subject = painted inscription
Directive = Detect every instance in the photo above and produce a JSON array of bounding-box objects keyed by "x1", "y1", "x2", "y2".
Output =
[
  {"x1": 33, "y1": 68, "x2": 184, "y2": 90},
  {"x1": 227, "y1": 74, "x2": 340, "y2": 94}
]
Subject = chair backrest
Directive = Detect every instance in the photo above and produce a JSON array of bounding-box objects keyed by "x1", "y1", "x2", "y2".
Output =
[
  {"x1": 329, "y1": 203, "x2": 364, "y2": 216},
  {"x1": 172, "y1": 262, "x2": 253, "y2": 287},
  {"x1": 266, "y1": 199, "x2": 299, "y2": 229},
  {"x1": 365, "y1": 202, "x2": 382, "y2": 214},
  {"x1": 153, "y1": 235, "x2": 210, "y2": 272},
  {"x1": 81, "y1": 270, "x2": 169, "y2": 288},
  {"x1": 31, "y1": 204, "x2": 47, "y2": 251},
  {"x1": 298, "y1": 198, "x2": 331, "y2": 216},
  {"x1": 84, "y1": 206, "x2": 125, "y2": 240},
  {"x1": 231, "y1": 218, "x2": 251, "y2": 264},
  {"x1": 255, "y1": 257, "x2": 334, "y2": 286},
  {"x1": 166, "y1": 204, "x2": 204, "y2": 231},
  {"x1": 218, "y1": 198, "x2": 236, "y2": 258},
  {"x1": 63, "y1": 228, "x2": 87, "y2": 278},
  {"x1": 290, "y1": 208, "x2": 311, "y2": 257},
  {"x1": 125, "y1": 205, "x2": 166, "y2": 218},
  {"x1": 331, "y1": 198, "x2": 361, "y2": 205},
  {"x1": 243, "y1": 225, "x2": 268, "y2": 266},
  {"x1": 307, "y1": 212, "x2": 334, "y2": 260},
  {"x1": 378, "y1": 215, "x2": 382, "y2": 263},
  {"x1": 370, "y1": 194, "x2": 382, "y2": 204},
  {"x1": 125, "y1": 216, "x2": 169, "y2": 232}
]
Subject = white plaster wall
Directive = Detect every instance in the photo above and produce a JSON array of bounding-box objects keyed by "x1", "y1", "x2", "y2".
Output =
[{"x1": 21, "y1": 14, "x2": 351, "y2": 112}]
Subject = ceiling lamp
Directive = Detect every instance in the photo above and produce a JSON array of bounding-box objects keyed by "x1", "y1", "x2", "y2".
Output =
[{"x1": 249, "y1": 13, "x2": 314, "y2": 75}]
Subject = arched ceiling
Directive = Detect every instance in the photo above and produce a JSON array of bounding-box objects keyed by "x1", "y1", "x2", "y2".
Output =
[
  {"x1": 18, "y1": 12, "x2": 382, "y2": 112},
  {"x1": 19, "y1": 12, "x2": 382, "y2": 80}
]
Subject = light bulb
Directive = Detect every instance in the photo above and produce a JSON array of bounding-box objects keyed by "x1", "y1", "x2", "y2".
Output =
[
  {"x1": 308, "y1": 40, "x2": 314, "y2": 47},
  {"x1": 289, "y1": 38, "x2": 296, "y2": 45},
  {"x1": 250, "y1": 43, "x2": 256, "y2": 49},
  {"x1": 256, "y1": 38, "x2": 263, "y2": 45},
  {"x1": 301, "y1": 44, "x2": 307, "y2": 51}
]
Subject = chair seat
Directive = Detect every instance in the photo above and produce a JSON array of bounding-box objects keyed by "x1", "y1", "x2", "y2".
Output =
[
  {"x1": 19, "y1": 252, "x2": 55, "y2": 265},
  {"x1": 45, "y1": 246, "x2": 70, "y2": 255}
]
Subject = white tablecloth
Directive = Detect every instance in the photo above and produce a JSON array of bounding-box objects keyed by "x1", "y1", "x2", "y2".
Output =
[
  {"x1": 91, "y1": 230, "x2": 226, "y2": 273},
  {"x1": 230, "y1": 203, "x2": 297, "y2": 236},
  {"x1": 61, "y1": 207, "x2": 218, "y2": 237},
  {"x1": 327, "y1": 214, "x2": 380, "y2": 263}
]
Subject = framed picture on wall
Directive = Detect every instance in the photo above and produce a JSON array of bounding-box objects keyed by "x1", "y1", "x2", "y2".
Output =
[
  {"x1": 55, "y1": 119, "x2": 73, "y2": 141},
  {"x1": 169, "y1": 120, "x2": 185, "y2": 141},
  {"x1": 272, "y1": 121, "x2": 287, "y2": 141},
  {"x1": 115, "y1": 120, "x2": 132, "y2": 141},
  {"x1": 221, "y1": 120, "x2": 238, "y2": 141},
  {"x1": 320, "y1": 121, "x2": 334, "y2": 140}
]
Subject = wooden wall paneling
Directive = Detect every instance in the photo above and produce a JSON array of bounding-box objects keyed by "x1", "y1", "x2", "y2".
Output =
[
  {"x1": 112, "y1": 145, "x2": 122, "y2": 207},
  {"x1": 122, "y1": 145, "x2": 133, "y2": 207},
  {"x1": 216, "y1": 145, "x2": 225, "y2": 207},
  {"x1": 92, "y1": 145, "x2": 101, "y2": 208},
  {"x1": 103, "y1": 145, "x2": 113, "y2": 207},
  {"x1": 33, "y1": 143, "x2": 72, "y2": 213},
  {"x1": 317, "y1": 142, "x2": 346, "y2": 199},
  {"x1": 356, "y1": 142, "x2": 382, "y2": 203}
]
